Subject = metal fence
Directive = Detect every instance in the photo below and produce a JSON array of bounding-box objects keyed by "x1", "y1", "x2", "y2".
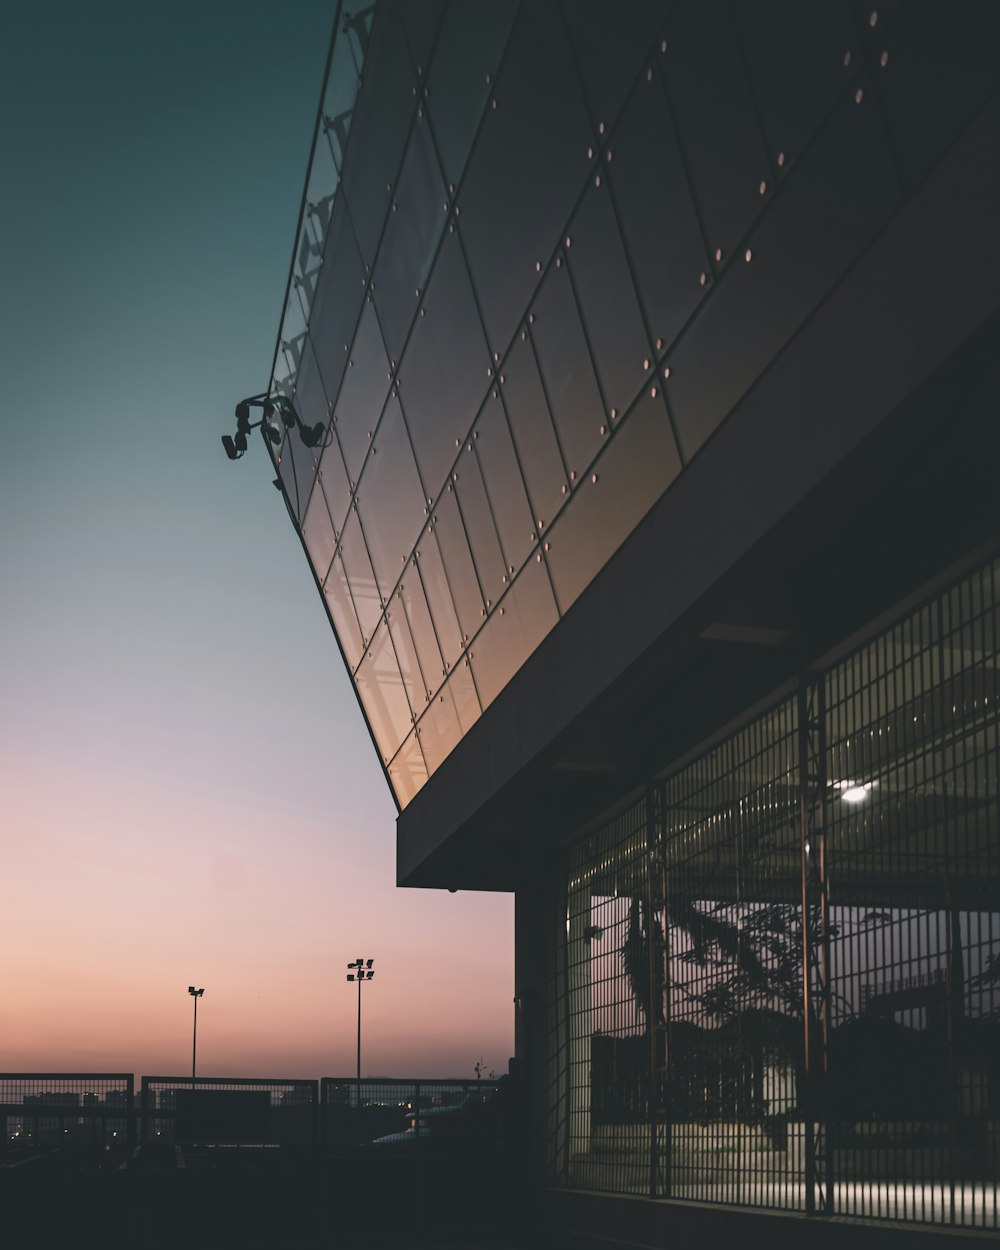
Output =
[
  {"x1": 139, "y1": 1076, "x2": 318, "y2": 1148},
  {"x1": 0, "y1": 1074, "x2": 501, "y2": 1157},
  {"x1": 0, "y1": 1073, "x2": 134, "y2": 1151},
  {"x1": 546, "y1": 553, "x2": 1000, "y2": 1230}
]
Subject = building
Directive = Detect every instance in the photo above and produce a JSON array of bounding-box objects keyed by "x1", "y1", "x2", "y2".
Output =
[{"x1": 248, "y1": 2, "x2": 1000, "y2": 1244}]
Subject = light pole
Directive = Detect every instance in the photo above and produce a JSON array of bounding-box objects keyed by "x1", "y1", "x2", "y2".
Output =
[
  {"x1": 188, "y1": 986, "x2": 204, "y2": 1089},
  {"x1": 346, "y1": 958, "x2": 374, "y2": 1127}
]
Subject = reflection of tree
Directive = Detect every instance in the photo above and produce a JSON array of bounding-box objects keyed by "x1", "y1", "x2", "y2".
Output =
[{"x1": 620, "y1": 886, "x2": 848, "y2": 1126}]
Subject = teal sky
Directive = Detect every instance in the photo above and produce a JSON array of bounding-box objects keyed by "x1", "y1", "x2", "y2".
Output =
[{"x1": 0, "y1": 2, "x2": 513, "y2": 1079}]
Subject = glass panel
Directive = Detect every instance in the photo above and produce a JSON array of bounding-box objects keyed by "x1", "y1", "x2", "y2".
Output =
[
  {"x1": 565, "y1": 0, "x2": 665, "y2": 132},
  {"x1": 500, "y1": 333, "x2": 567, "y2": 534},
  {"x1": 315, "y1": 437, "x2": 352, "y2": 541},
  {"x1": 431, "y1": 487, "x2": 484, "y2": 645},
  {"x1": 416, "y1": 682, "x2": 462, "y2": 775},
  {"x1": 470, "y1": 553, "x2": 558, "y2": 710},
  {"x1": 321, "y1": 5, "x2": 366, "y2": 171},
  {"x1": 459, "y1": 1, "x2": 593, "y2": 354},
  {"x1": 566, "y1": 178, "x2": 652, "y2": 421},
  {"x1": 609, "y1": 65, "x2": 707, "y2": 352},
  {"x1": 387, "y1": 730, "x2": 427, "y2": 807},
  {"x1": 372, "y1": 114, "x2": 448, "y2": 364},
  {"x1": 339, "y1": 3, "x2": 417, "y2": 269},
  {"x1": 309, "y1": 194, "x2": 365, "y2": 414},
  {"x1": 399, "y1": 227, "x2": 491, "y2": 498},
  {"x1": 666, "y1": 76, "x2": 898, "y2": 461},
  {"x1": 386, "y1": 596, "x2": 429, "y2": 717},
  {"x1": 394, "y1": 0, "x2": 445, "y2": 76},
  {"x1": 397, "y1": 568, "x2": 445, "y2": 694},
  {"x1": 322, "y1": 553, "x2": 365, "y2": 672},
  {"x1": 545, "y1": 386, "x2": 681, "y2": 615},
  {"x1": 287, "y1": 336, "x2": 328, "y2": 522},
  {"x1": 878, "y1": 0, "x2": 1000, "y2": 190},
  {"x1": 473, "y1": 389, "x2": 535, "y2": 578},
  {"x1": 272, "y1": 355, "x2": 301, "y2": 520},
  {"x1": 454, "y1": 445, "x2": 507, "y2": 610},
  {"x1": 735, "y1": 0, "x2": 855, "y2": 172},
  {"x1": 333, "y1": 300, "x2": 391, "y2": 487},
  {"x1": 414, "y1": 524, "x2": 465, "y2": 668},
  {"x1": 531, "y1": 263, "x2": 605, "y2": 482},
  {"x1": 664, "y1": 1, "x2": 769, "y2": 261},
  {"x1": 339, "y1": 507, "x2": 383, "y2": 643},
  {"x1": 356, "y1": 621, "x2": 413, "y2": 764},
  {"x1": 301, "y1": 484, "x2": 338, "y2": 585},
  {"x1": 448, "y1": 651, "x2": 481, "y2": 736},
  {"x1": 355, "y1": 394, "x2": 426, "y2": 604},
  {"x1": 426, "y1": 0, "x2": 519, "y2": 187}
]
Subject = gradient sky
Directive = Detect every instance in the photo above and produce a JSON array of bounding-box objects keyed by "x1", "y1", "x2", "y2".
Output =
[{"x1": 0, "y1": 1, "x2": 513, "y2": 1081}]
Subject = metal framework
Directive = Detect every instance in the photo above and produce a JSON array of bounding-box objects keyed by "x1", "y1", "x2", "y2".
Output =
[{"x1": 545, "y1": 553, "x2": 1000, "y2": 1230}]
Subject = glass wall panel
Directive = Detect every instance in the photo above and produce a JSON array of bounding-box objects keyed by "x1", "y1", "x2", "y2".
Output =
[
  {"x1": 470, "y1": 554, "x2": 558, "y2": 710},
  {"x1": 286, "y1": 336, "x2": 327, "y2": 522},
  {"x1": 387, "y1": 731, "x2": 428, "y2": 807},
  {"x1": 473, "y1": 389, "x2": 535, "y2": 578},
  {"x1": 448, "y1": 649, "x2": 482, "y2": 736},
  {"x1": 500, "y1": 334, "x2": 568, "y2": 534},
  {"x1": 397, "y1": 568, "x2": 445, "y2": 693},
  {"x1": 322, "y1": 553, "x2": 365, "y2": 673},
  {"x1": 735, "y1": 1, "x2": 855, "y2": 172},
  {"x1": 372, "y1": 113, "x2": 448, "y2": 364},
  {"x1": 667, "y1": 78, "x2": 898, "y2": 461},
  {"x1": 399, "y1": 227, "x2": 491, "y2": 496},
  {"x1": 416, "y1": 682, "x2": 462, "y2": 775},
  {"x1": 877, "y1": 1, "x2": 1000, "y2": 190},
  {"x1": 431, "y1": 487, "x2": 485, "y2": 646},
  {"x1": 566, "y1": 179, "x2": 652, "y2": 421},
  {"x1": 608, "y1": 69, "x2": 707, "y2": 355},
  {"x1": 339, "y1": 3, "x2": 416, "y2": 269},
  {"x1": 413, "y1": 524, "x2": 465, "y2": 668},
  {"x1": 309, "y1": 195, "x2": 365, "y2": 413},
  {"x1": 338, "y1": 508, "x2": 382, "y2": 643},
  {"x1": 386, "y1": 597, "x2": 429, "y2": 718},
  {"x1": 395, "y1": 0, "x2": 445, "y2": 76},
  {"x1": 531, "y1": 263, "x2": 605, "y2": 482},
  {"x1": 315, "y1": 438, "x2": 352, "y2": 542},
  {"x1": 565, "y1": 0, "x2": 665, "y2": 131},
  {"x1": 320, "y1": 5, "x2": 366, "y2": 171},
  {"x1": 355, "y1": 395, "x2": 426, "y2": 604},
  {"x1": 426, "y1": 0, "x2": 518, "y2": 186},
  {"x1": 459, "y1": 1, "x2": 592, "y2": 354},
  {"x1": 545, "y1": 387, "x2": 680, "y2": 615},
  {"x1": 356, "y1": 621, "x2": 413, "y2": 764},
  {"x1": 663, "y1": 2, "x2": 769, "y2": 262},
  {"x1": 301, "y1": 483, "x2": 337, "y2": 586},
  {"x1": 454, "y1": 447, "x2": 507, "y2": 610},
  {"x1": 333, "y1": 300, "x2": 391, "y2": 487}
]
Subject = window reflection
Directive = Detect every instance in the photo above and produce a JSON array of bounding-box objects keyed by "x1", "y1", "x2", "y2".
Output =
[
  {"x1": 545, "y1": 386, "x2": 680, "y2": 615},
  {"x1": 470, "y1": 554, "x2": 558, "y2": 710},
  {"x1": 357, "y1": 622, "x2": 413, "y2": 764}
]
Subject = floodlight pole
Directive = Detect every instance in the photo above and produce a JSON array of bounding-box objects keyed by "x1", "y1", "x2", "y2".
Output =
[
  {"x1": 188, "y1": 987, "x2": 205, "y2": 1090},
  {"x1": 346, "y1": 958, "x2": 374, "y2": 1135}
]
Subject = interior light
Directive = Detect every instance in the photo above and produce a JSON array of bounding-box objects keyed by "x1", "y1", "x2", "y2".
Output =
[{"x1": 839, "y1": 781, "x2": 874, "y2": 804}]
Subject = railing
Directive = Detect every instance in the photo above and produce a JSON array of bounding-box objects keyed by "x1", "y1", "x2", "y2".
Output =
[
  {"x1": 0, "y1": 1073, "x2": 135, "y2": 1151},
  {"x1": 0, "y1": 1073, "x2": 503, "y2": 1156}
]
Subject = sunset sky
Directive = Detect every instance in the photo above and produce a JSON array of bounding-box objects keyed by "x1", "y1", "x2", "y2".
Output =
[{"x1": 0, "y1": 1, "x2": 513, "y2": 1080}]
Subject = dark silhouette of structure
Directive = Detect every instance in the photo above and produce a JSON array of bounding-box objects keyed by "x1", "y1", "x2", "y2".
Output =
[{"x1": 233, "y1": 2, "x2": 1000, "y2": 1245}]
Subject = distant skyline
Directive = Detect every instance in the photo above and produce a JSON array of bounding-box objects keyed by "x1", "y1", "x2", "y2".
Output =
[{"x1": 0, "y1": 1, "x2": 513, "y2": 1080}]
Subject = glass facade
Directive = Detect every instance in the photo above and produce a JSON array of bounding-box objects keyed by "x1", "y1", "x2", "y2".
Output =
[
  {"x1": 542, "y1": 554, "x2": 1000, "y2": 1229},
  {"x1": 265, "y1": 1, "x2": 1000, "y2": 807}
]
